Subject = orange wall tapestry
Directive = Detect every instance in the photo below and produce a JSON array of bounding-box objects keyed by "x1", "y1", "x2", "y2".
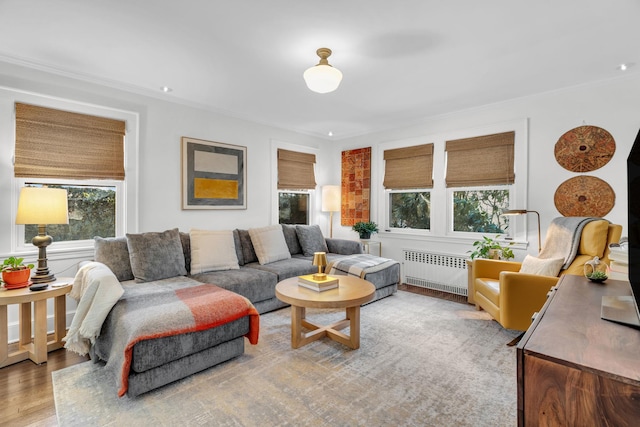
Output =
[{"x1": 341, "y1": 147, "x2": 371, "y2": 226}]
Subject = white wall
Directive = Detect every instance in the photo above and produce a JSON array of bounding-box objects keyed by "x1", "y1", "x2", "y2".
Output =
[{"x1": 331, "y1": 74, "x2": 640, "y2": 265}]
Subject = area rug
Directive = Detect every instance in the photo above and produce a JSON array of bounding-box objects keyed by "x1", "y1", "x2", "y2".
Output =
[{"x1": 53, "y1": 291, "x2": 519, "y2": 426}]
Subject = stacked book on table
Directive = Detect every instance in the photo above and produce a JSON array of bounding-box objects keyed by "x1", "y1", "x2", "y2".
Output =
[{"x1": 298, "y1": 274, "x2": 339, "y2": 291}]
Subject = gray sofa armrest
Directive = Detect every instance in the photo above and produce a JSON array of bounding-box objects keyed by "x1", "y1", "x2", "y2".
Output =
[{"x1": 325, "y1": 238, "x2": 363, "y2": 255}]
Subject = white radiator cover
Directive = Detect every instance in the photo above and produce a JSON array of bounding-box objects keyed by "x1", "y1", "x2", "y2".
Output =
[{"x1": 402, "y1": 249, "x2": 468, "y2": 296}]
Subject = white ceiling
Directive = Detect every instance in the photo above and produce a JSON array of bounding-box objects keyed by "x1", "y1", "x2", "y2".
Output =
[{"x1": 0, "y1": 1, "x2": 638, "y2": 140}]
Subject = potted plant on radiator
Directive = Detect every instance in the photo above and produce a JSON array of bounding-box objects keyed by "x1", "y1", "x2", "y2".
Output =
[{"x1": 1, "y1": 256, "x2": 35, "y2": 289}]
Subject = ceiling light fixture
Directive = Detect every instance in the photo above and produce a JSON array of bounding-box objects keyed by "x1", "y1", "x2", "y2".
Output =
[
  {"x1": 617, "y1": 63, "x2": 634, "y2": 71},
  {"x1": 161, "y1": 86, "x2": 173, "y2": 93},
  {"x1": 303, "y1": 48, "x2": 343, "y2": 94}
]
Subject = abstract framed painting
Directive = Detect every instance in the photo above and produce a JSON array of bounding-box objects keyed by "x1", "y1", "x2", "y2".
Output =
[{"x1": 181, "y1": 137, "x2": 247, "y2": 209}]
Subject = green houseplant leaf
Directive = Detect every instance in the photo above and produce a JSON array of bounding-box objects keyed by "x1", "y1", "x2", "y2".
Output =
[{"x1": 468, "y1": 235, "x2": 515, "y2": 260}]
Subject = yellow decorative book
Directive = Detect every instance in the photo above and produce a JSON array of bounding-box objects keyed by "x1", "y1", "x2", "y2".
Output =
[{"x1": 298, "y1": 274, "x2": 339, "y2": 291}]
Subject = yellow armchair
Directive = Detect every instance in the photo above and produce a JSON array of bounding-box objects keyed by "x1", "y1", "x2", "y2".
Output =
[{"x1": 472, "y1": 220, "x2": 622, "y2": 332}]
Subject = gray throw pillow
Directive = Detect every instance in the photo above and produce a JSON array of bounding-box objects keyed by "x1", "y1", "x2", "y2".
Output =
[
  {"x1": 281, "y1": 224, "x2": 302, "y2": 255},
  {"x1": 94, "y1": 236, "x2": 134, "y2": 282},
  {"x1": 179, "y1": 232, "x2": 191, "y2": 274},
  {"x1": 126, "y1": 228, "x2": 187, "y2": 283},
  {"x1": 295, "y1": 225, "x2": 329, "y2": 256},
  {"x1": 236, "y1": 229, "x2": 258, "y2": 264}
]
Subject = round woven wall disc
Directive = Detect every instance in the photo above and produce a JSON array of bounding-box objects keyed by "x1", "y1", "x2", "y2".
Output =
[
  {"x1": 554, "y1": 176, "x2": 615, "y2": 217},
  {"x1": 554, "y1": 125, "x2": 616, "y2": 172}
]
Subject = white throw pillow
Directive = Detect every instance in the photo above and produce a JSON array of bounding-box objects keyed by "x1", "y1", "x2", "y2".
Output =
[
  {"x1": 190, "y1": 229, "x2": 239, "y2": 274},
  {"x1": 519, "y1": 255, "x2": 564, "y2": 277},
  {"x1": 248, "y1": 224, "x2": 292, "y2": 265}
]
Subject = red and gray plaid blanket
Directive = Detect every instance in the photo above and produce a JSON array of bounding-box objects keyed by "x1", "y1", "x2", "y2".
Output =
[{"x1": 94, "y1": 279, "x2": 259, "y2": 397}]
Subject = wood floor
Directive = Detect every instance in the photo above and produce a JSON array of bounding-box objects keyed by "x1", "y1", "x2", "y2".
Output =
[{"x1": 0, "y1": 347, "x2": 88, "y2": 427}]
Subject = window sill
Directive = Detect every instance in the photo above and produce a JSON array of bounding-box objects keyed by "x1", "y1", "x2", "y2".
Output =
[{"x1": 378, "y1": 230, "x2": 529, "y2": 251}]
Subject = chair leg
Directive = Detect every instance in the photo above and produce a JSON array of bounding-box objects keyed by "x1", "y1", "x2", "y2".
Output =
[{"x1": 506, "y1": 332, "x2": 525, "y2": 347}]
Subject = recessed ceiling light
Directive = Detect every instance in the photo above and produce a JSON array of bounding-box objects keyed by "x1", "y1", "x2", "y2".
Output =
[
  {"x1": 328, "y1": 131, "x2": 334, "y2": 137},
  {"x1": 617, "y1": 63, "x2": 635, "y2": 71},
  {"x1": 161, "y1": 86, "x2": 173, "y2": 93}
]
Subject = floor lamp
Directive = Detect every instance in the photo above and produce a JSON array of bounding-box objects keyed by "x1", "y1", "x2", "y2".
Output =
[
  {"x1": 15, "y1": 187, "x2": 69, "y2": 283},
  {"x1": 321, "y1": 185, "x2": 340, "y2": 238},
  {"x1": 502, "y1": 209, "x2": 541, "y2": 253}
]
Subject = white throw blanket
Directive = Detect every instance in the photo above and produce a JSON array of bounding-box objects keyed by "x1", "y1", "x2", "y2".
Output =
[
  {"x1": 538, "y1": 217, "x2": 602, "y2": 269},
  {"x1": 63, "y1": 262, "x2": 124, "y2": 356}
]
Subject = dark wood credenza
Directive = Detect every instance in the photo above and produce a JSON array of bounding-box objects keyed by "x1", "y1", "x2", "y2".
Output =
[{"x1": 517, "y1": 274, "x2": 640, "y2": 426}]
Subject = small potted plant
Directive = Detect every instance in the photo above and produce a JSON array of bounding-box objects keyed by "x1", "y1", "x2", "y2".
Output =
[
  {"x1": 468, "y1": 235, "x2": 515, "y2": 260},
  {"x1": 352, "y1": 221, "x2": 379, "y2": 240},
  {"x1": 2, "y1": 256, "x2": 35, "y2": 289}
]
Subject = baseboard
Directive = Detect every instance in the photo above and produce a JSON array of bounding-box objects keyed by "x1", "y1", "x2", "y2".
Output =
[{"x1": 399, "y1": 283, "x2": 468, "y2": 305}]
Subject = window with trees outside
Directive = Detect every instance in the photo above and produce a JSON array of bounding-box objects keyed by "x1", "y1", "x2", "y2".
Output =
[
  {"x1": 383, "y1": 143, "x2": 434, "y2": 231},
  {"x1": 22, "y1": 182, "x2": 118, "y2": 244},
  {"x1": 13, "y1": 100, "x2": 134, "y2": 252},
  {"x1": 389, "y1": 191, "x2": 431, "y2": 230},
  {"x1": 452, "y1": 188, "x2": 509, "y2": 233},
  {"x1": 446, "y1": 131, "x2": 515, "y2": 235},
  {"x1": 380, "y1": 126, "x2": 523, "y2": 238},
  {"x1": 276, "y1": 148, "x2": 315, "y2": 225},
  {"x1": 278, "y1": 191, "x2": 310, "y2": 224}
]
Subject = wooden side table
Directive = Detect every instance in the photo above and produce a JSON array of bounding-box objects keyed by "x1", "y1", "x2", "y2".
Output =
[{"x1": 0, "y1": 278, "x2": 72, "y2": 367}]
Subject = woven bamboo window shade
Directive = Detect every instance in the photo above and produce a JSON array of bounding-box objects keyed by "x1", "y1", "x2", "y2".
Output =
[
  {"x1": 277, "y1": 148, "x2": 316, "y2": 189},
  {"x1": 14, "y1": 103, "x2": 126, "y2": 180},
  {"x1": 445, "y1": 131, "x2": 515, "y2": 187},
  {"x1": 383, "y1": 143, "x2": 434, "y2": 189}
]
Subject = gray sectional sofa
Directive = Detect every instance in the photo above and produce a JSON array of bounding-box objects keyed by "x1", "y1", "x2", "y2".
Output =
[{"x1": 89, "y1": 224, "x2": 400, "y2": 397}]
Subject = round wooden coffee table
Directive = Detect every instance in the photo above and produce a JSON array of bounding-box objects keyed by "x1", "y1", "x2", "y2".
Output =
[{"x1": 275, "y1": 275, "x2": 375, "y2": 349}]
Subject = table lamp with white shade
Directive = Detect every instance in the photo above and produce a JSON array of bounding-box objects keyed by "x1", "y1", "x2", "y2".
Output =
[{"x1": 15, "y1": 187, "x2": 69, "y2": 283}]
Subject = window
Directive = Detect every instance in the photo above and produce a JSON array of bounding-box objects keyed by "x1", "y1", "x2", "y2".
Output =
[
  {"x1": 389, "y1": 191, "x2": 431, "y2": 229},
  {"x1": 276, "y1": 148, "x2": 316, "y2": 225},
  {"x1": 12, "y1": 100, "x2": 133, "y2": 251},
  {"x1": 23, "y1": 182, "x2": 117, "y2": 243},
  {"x1": 278, "y1": 192, "x2": 309, "y2": 224},
  {"x1": 446, "y1": 131, "x2": 514, "y2": 235},
  {"x1": 378, "y1": 120, "x2": 527, "y2": 242},
  {"x1": 452, "y1": 189, "x2": 509, "y2": 233},
  {"x1": 383, "y1": 143, "x2": 433, "y2": 231}
]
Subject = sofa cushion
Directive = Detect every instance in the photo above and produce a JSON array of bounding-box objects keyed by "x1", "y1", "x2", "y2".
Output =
[
  {"x1": 281, "y1": 224, "x2": 302, "y2": 255},
  {"x1": 237, "y1": 229, "x2": 258, "y2": 264},
  {"x1": 190, "y1": 229, "x2": 240, "y2": 273},
  {"x1": 190, "y1": 266, "x2": 278, "y2": 304},
  {"x1": 249, "y1": 225, "x2": 291, "y2": 265},
  {"x1": 179, "y1": 232, "x2": 191, "y2": 274},
  {"x1": 232, "y1": 229, "x2": 244, "y2": 266},
  {"x1": 519, "y1": 255, "x2": 564, "y2": 277},
  {"x1": 126, "y1": 228, "x2": 187, "y2": 283},
  {"x1": 296, "y1": 224, "x2": 328, "y2": 256},
  {"x1": 94, "y1": 236, "x2": 134, "y2": 282},
  {"x1": 245, "y1": 257, "x2": 316, "y2": 281}
]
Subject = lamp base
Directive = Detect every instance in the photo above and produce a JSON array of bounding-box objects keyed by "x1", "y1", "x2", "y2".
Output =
[
  {"x1": 313, "y1": 273, "x2": 328, "y2": 281},
  {"x1": 31, "y1": 226, "x2": 56, "y2": 284},
  {"x1": 31, "y1": 270, "x2": 56, "y2": 284}
]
